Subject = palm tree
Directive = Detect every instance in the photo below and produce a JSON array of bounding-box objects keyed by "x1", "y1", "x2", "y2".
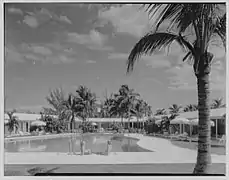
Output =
[
  {"x1": 133, "y1": 99, "x2": 144, "y2": 129},
  {"x1": 183, "y1": 104, "x2": 198, "y2": 112},
  {"x1": 101, "y1": 93, "x2": 115, "y2": 118},
  {"x1": 126, "y1": 4, "x2": 225, "y2": 174},
  {"x1": 114, "y1": 85, "x2": 139, "y2": 128},
  {"x1": 168, "y1": 104, "x2": 182, "y2": 115},
  {"x1": 146, "y1": 104, "x2": 153, "y2": 117},
  {"x1": 155, "y1": 108, "x2": 167, "y2": 116},
  {"x1": 75, "y1": 85, "x2": 97, "y2": 123},
  {"x1": 6, "y1": 110, "x2": 19, "y2": 134},
  {"x1": 211, "y1": 98, "x2": 225, "y2": 109},
  {"x1": 44, "y1": 87, "x2": 66, "y2": 116},
  {"x1": 62, "y1": 93, "x2": 83, "y2": 132}
]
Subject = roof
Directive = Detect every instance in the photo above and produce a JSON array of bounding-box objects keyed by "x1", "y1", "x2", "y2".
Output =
[
  {"x1": 153, "y1": 115, "x2": 168, "y2": 120},
  {"x1": 4, "y1": 113, "x2": 57, "y2": 122},
  {"x1": 178, "y1": 108, "x2": 226, "y2": 119},
  {"x1": 153, "y1": 108, "x2": 226, "y2": 120},
  {"x1": 4, "y1": 113, "x2": 42, "y2": 121},
  {"x1": 4, "y1": 113, "x2": 147, "y2": 123}
]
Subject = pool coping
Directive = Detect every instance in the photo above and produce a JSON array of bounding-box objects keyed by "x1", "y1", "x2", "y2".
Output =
[
  {"x1": 4, "y1": 132, "x2": 114, "y2": 142},
  {"x1": 4, "y1": 133, "x2": 226, "y2": 165}
]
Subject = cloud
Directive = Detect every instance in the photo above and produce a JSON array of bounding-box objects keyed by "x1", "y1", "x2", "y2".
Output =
[
  {"x1": 66, "y1": 30, "x2": 113, "y2": 51},
  {"x1": 23, "y1": 8, "x2": 72, "y2": 28},
  {"x1": 29, "y1": 45, "x2": 53, "y2": 56},
  {"x1": 107, "y1": 53, "x2": 171, "y2": 68},
  {"x1": 5, "y1": 45, "x2": 25, "y2": 63},
  {"x1": 143, "y1": 77, "x2": 164, "y2": 85},
  {"x1": 143, "y1": 55, "x2": 171, "y2": 68},
  {"x1": 23, "y1": 15, "x2": 39, "y2": 28},
  {"x1": 5, "y1": 42, "x2": 77, "y2": 64},
  {"x1": 8, "y1": 7, "x2": 23, "y2": 15},
  {"x1": 24, "y1": 53, "x2": 75, "y2": 64},
  {"x1": 85, "y1": 60, "x2": 96, "y2": 64},
  {"x1": 59, "y1": 15, "x2": 72, "y2": 24},
  {"x1": 166, "y1": 61, "x2": 226, "y2": 92},
  {"x1": 96, "y1": 4, "x2": 149, "y2": 37},
  {"x1": 24, "y1": 54, "x2": 41, "y2": 61}
]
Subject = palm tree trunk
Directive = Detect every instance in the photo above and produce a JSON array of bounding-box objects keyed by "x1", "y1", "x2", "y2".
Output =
[
  {"x1": 137, "y1": 116, "x2": 139, "y2": 130},
  {"x1": 70, "y1": 114, "x2": 74, "y2": 133},
  {"x1": 193, "y1": 73, "x2": 212, "y2": 174}
]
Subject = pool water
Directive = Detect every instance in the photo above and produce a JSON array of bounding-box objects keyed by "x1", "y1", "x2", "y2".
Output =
[{"x1": 4, "y1": 134, "x2": 151, "y2": 153}]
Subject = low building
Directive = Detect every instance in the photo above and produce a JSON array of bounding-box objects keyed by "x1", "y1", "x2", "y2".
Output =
[
  {"x1": 4, "y1": 112, "x2": 148, "y2": 134},
  {"x1": 153, "y1": 108, "x2": 226, "y2": 137}
]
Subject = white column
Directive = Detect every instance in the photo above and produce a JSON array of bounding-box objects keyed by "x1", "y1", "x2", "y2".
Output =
[
  {"x1": 216, "y1": 119, "x2": 218, "y2": 139},
  {"x1": 22, "y1": 122, "x2": 25, "y2": 132},
  {"x1": 132, "y1": 122, "x2": 134, "y2": 128},
  {"x1": 28, "y1": 122, "x2": 30, "y2": 132},
  {"x1": 68, "y1": 123, "x2": 70, "y2": 131}
]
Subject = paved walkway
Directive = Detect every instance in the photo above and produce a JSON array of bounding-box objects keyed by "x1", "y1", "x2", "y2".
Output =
[{"x1": 4, "y1": 134, "x2": 225, "y2": 164}]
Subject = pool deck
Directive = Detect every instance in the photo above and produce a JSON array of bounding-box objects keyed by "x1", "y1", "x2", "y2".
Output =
[{"x1": 4, "y1": 134, "x2": 225, "y2": 164}]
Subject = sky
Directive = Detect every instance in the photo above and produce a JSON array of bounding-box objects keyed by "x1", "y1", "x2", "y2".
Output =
[{"x1": 4, "y1": 3, "x2": 226, "y2": 113}]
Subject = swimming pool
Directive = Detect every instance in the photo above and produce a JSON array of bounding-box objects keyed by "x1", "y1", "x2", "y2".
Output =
[{"x1": 4, "y1": 134, "x2": 151, "y2": 153}]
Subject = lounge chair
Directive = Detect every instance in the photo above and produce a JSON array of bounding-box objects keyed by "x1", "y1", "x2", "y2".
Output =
[
  {"x1": 218, "y1": 135, "x2": 226, "y2": 146},
  {"x1": 188, "y1": 135, "x2": 198, "y2": 142},
  {"x1": 170, "y1": 132, "x2": 188, "y2": 141},
  {"x1": 160, "y1": 131, "x2": 169, "y2": 138},
  {"x1": 169, "y1": 131, "x2": 179, "y2": 139}
]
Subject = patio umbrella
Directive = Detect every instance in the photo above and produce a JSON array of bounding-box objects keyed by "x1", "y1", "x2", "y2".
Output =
[
  {"x1": 31, "y1": 120, "x2": 46, "y2": 126},
  {"x1": 91, "y1": 122, "x2": 97, "y2": 126}
]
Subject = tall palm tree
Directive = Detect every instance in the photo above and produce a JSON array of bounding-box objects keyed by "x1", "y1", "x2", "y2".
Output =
[
  {"x1": 6, "y1": 111, "x2": 19, "y2": 134},
  {"x1": 133, "y1": 99, "x2": 144, "y2": 129},
  {"x1": 75, "y1": 85, "x2": 97, "y2": 122},
  {"x1": 146, "y1": 104, "x2": 153, "y2": 117},
  {"x1": 126, "y1": 4, "x2": 225, "y2": 174},
  {"x1": 44, "y1": 87, "x2": 66, "y2": 116},
  {"x1": 114, "y1": 85, "x2": 139, "y2": 128},
  {"x1": 211, "y1": 98, "x2": 225, "y2": 109},
  {"x1": 62, "y1": 93, "x2": 83, "y2": 132},
  {"x1": 101, "y1": 93, "x2": 115, "y2": 118},
  {"x1": 141, "y1": 101, "x2": 148, "y2": 117},
  {"x1": 168, "y1": 104, "x2": 182, "y2": 115}
]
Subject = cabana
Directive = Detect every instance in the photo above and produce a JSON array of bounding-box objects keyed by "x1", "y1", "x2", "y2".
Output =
[
  {"x1": 153, "y1": 108, "x2": 225, "y2": 138},
  {"x1": 178, "y1": 108, "x2": 226, "y2": 139},
  {"x1": 170, "y1": 117, "x2": 190, "y2": 134},
  {"x1": 189, "y1": 118, "x2": 215, "y2": 137}
]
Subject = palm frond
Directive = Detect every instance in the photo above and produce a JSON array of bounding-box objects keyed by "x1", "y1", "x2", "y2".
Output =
[
  {"x1": 214, "y1": 14, "x2": 226, "y2": 49},
  {"x1": 127, "y1": 32, "x2": 194, "y2": 73},
  {"x1": 145, "y1": 4, "x2": 183, "y2": 30}
]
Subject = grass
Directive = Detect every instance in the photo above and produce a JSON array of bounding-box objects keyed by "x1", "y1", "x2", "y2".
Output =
[
  {"x1": 171, "y1": 140, "x2": 225, "y2": 155},
  {"x1": 4, "y1": 163, "x2": 225, "y2": 175}
]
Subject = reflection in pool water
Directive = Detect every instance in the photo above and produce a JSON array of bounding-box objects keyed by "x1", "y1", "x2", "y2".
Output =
[{"x1": 5, "y1": 134, "x2": 152, "y2": 153}]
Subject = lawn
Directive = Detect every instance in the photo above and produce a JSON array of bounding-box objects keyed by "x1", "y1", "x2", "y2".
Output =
[
  {"x1": 4, "y1": 163, "x2": 225, "y2": 175},
  {"x1": 171, "y1": 140, "x2": 225, "y2": 155}
]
